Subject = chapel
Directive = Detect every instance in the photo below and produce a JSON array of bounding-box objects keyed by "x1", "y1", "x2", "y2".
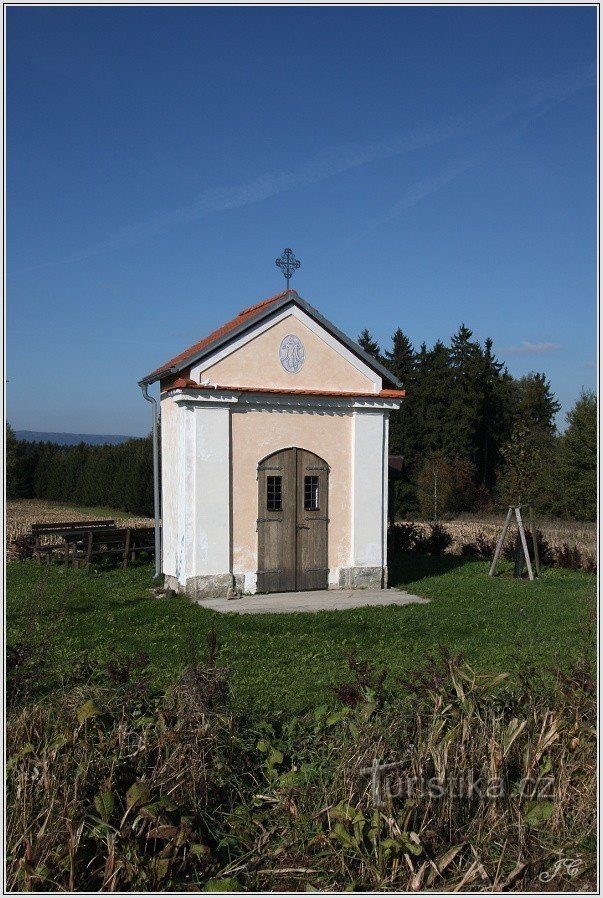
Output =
[{"x1": 140, "y1": 288, "x2": 405, "y2": 598}]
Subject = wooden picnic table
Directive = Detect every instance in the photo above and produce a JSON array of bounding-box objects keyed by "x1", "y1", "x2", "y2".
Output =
[{"x1": 32, "y1": 520, "x2": 116, "y2": 564}]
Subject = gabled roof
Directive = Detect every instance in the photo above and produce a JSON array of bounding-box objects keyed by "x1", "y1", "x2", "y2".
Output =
[{"x1": 140, "y1": 289, "x2": 401, "y2": 389}]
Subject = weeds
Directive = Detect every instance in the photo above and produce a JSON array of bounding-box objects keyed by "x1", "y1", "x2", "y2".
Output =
[{"x1": 6, "y1": 645, "x2": 596, "y2": 892}]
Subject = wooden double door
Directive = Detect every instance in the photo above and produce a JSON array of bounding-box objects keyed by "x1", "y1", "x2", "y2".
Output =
[{"x1": 257, "y1": 448, "x2": 329, "y2": 593}]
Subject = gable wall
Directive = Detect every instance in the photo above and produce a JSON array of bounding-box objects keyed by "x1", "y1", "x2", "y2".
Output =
[{"x1": 195, "y1": 313, "x2": 378, "y2": 393}]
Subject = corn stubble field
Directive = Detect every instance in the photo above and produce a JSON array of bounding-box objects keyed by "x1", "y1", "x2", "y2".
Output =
[
  {"x1": 7, "y1": 500, "x2": 595, "y2": 557},
  {"x1": 6, "y1": 500, "x2": 153, "y2": 556},
  {"x1": 402, "y1": 516, "x2": 596, "y2": 558}
]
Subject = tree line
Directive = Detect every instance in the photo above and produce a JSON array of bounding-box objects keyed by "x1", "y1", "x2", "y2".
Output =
[
  {"x1": 6, "y1": 429, "x2": 154, "y2": 517},
  {"x1": 358, "y1": 325, "x2": 596, "y2": 521},
  {"x1": 6, "y1": 322, "x2": 596, "y2": 522}
]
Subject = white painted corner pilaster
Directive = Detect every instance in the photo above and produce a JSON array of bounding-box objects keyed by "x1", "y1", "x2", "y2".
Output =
[
  {"x1": 352, "y1": 410, "x2": 386, "y2": 568},
  {"x1": 193, "y1": 405, "x2": 231, "y2": 576}
]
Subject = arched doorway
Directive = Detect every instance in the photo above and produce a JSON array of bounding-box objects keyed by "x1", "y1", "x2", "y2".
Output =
[{"x1": 257, "y1": 448, "x2": 329, "y2": 593}]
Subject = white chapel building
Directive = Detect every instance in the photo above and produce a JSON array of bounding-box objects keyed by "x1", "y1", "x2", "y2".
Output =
[{"x1": 140, "y1": 289, "x2": 405, "y2": 598}]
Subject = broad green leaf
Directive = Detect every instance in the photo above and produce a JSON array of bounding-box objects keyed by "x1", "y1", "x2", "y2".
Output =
[
  {"x1": 126, "y1": 781, "x2": 150, "y2": 809},
  {"x1": 267, "y1": 748, "x2": 283, "y2": 768},
  {"x1": 153, "y1": 857, "x2": 170, "y2": 881},
  {"x1": 191, "y1": 844, "x2": 211, "y2": 861},
  {"x1": 94, "y1": 790, "x2": 114, "y2": 823},
  {"x1": 326, "y1": 708, "x2": 349, "y2": 726},
  {"x1": 523, "y1": 800, "x2": 554, "y2": 827},
  {"x1": 77, "y1": 700, "x2": 100, "y2": 724}
]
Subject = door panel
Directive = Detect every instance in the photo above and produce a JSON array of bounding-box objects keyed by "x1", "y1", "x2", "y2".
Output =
[
  {"x1": 257, "y1": 449, "x2": 296, "y2": 592},
  {"x1": 296, "y1": 449, "x2": 329, "y2": 591},
  {"x1": 257, "y1": 448, "x2": 329, "y2": 593}
]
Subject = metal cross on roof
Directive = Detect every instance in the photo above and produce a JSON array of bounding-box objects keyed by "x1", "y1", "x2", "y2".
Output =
[{"x1": 275, "y1": 247, "x2": 301, "y2": 289}]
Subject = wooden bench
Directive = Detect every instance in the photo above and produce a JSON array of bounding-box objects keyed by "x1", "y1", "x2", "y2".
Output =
[
  {"x1": 32, "y1": 520, "x2": 116, "y2": 564},
  {"x1": 72, "y1": 526, "x2": 156, "y2": 570}
]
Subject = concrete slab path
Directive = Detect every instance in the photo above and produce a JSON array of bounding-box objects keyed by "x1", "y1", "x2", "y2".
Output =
[{"x1": 194, "y1": 588, "x2": 429, "y2": 615}]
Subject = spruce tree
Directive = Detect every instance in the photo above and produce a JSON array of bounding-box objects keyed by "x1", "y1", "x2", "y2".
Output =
[
  {"x1": 444, "y1": 324, "x2": 483, "y2": 465},
  {"x1": 357, "y1": 329, "x2": 381, "y2": 361},
  {"x1": 383, "y1": 328, "x2": 417, "y2": 454},
  {"x1": 558, "y1": 391, "x2": 596, "y2": 520},
  {"x1": 384, "y1": 328, "x2": 415, "y2": 382}
]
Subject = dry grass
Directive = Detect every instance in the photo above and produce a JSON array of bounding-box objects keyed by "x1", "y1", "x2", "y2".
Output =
[
  {"x1": 6, "y1": 650, "x2": 596, "y2": 891},
  {"x1": 401, "y1": 516, "x2": 596, "y2": 557},
  {"x1": 7, "y1": 500, "x2": 153, "y2": 557}
]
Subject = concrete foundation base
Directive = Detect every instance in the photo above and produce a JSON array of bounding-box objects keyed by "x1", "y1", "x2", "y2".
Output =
[
  {"x1": 165, "y1": 567, "x2": 388, "y2": 598},
  {"x1": 338, "y1": 566, "x2": 386, "y2": 589},
  {"x1": 164, "y1": 573, "x2": 239, "y2": 600}
]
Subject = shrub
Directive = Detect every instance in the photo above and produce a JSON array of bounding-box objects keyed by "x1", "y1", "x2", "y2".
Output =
[
  {"x1": 555, "y1": 543, "x2": 583, "y2": 571},
  {"x1": 11, "y1": 531, "x2": 35, "y2": 561},
  {"x1": 461, "y1": 530, "x2": 498, "y2": 559},
  {"x1": 388, "y1": 522, "x2": 423, "y2": 553},
  {"x1": 414, "y1": 522, "x2": 452, "y2": 555},
  {"x1": 584, "y1": 553, "x2": 597, "y2": 574}
]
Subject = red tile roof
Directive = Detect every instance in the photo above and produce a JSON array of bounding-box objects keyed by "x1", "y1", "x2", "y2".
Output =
[
  {"x1": 146, "y1": 289, "x2": 293, "y2": 380},
  {"x1": 164, "y1": 380, "x2": 405, "y2": 400}
]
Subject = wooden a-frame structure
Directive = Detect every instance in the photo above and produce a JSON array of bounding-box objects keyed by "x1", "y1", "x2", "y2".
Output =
[{"x1": 489, "y1": 505, "x2": 541, "y2": 581}]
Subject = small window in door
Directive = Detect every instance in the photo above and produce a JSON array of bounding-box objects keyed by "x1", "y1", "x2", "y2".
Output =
[
  {"x1": 267, "y1": 476, "x2": 282, "y2": 510},
  {"x1": 304, "y1": 476, "x2": 319, "y2": 510}
]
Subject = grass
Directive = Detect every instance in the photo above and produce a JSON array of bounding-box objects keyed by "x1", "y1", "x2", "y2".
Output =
[{"x1": 7, "y1": 555, "x2": 595, "y2": 716}]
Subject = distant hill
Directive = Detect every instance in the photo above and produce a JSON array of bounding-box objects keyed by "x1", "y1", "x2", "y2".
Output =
[{"x1": 15, "y1": 431, "x2": 137, "y2": 446}]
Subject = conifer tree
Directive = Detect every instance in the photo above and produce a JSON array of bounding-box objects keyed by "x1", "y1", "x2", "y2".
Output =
[
  {"x1": 357, "y1": 329, "x2": 381, "y2": 361},
  {"x1": 516, "y1": 373, "x2": 561, "y2": 435},
  {"x1": 558, "y1": 391, "x2": 596, "y2": 520},
  {"x1": 383, "y1": 328, "x2": 417, "y2": 455},
  {"x1": 444, "y1": 324, "x2": 483, "y2": 465}
]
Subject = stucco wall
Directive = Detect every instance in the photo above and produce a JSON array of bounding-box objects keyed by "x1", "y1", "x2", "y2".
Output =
[
  {"x1": 160, "y1": 394, "x2": 179, "y2": 578},
  {"x1": 198, "y1": 313, "x2": 376, "y2": 393},
  {"x1": 230, "y1": 408, "x2": 354, "y2": 584}
]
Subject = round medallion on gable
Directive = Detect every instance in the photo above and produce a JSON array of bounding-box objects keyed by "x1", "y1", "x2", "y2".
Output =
[{"x1": 279, "y1": 334, "x2": 305, "y2": 374}]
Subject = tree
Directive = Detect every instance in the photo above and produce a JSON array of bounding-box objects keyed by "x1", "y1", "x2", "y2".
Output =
[
  {"x1": 6, "y1": 424, "x2": 20, "y2": 499},
  {"x1": 516, "y1": 373, "x2": 561, "y2": 435},
  {"x1": 383, "y1": 328, "x2": 415, "y2": 383},
  {"x1": 383, "y1": 329, "x2": 419, "y2": 466},
  {"x1": 557, "y1": 391, "x2": 597, "y2": 520},
  {"x1": 416, "y1": 455, "x2": 453, "y2": 520},
  {"x1": 474, "y1": 338, "x2": 514, "y2": 491},
  {"x1": 444, "y1": 324, "x2": 483, "y2": 465},
  {"x1": 357, "y1": 329, "x2": 381, "y2": 361},
  {"x1": 497, "y1": 421, "x2": 544, "y2": 507},
  {"x1": 415, "y1": 340, "x2": 452, "y2": 456}
]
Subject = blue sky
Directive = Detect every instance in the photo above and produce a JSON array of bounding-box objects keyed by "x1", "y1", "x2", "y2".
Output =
[{"x1": 7, "y1": 6, "x2": 596, "y2": 436}]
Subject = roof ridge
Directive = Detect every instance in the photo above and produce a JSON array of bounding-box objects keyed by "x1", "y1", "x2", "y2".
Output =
[{"x1": 237, "y1": 289, "x2": 296, "y2": 317}]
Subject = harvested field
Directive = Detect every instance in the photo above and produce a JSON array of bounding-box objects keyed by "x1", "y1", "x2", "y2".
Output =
[
  {"x1": 401, "y1": 516, "x2": 596, "y2": 557},
  {"x1": 7, "y1": 500, "x2": 154, "y2": 558}
]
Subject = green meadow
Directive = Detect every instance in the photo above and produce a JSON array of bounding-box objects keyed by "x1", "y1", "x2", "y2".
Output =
[{"x1": 7, "y1": 555, "x2": 594, "y2": 715}]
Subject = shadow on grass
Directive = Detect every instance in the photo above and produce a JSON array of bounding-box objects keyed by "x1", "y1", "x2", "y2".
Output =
[{"x1": 390, "y1": 552, "x2": 476, "y2": 587}]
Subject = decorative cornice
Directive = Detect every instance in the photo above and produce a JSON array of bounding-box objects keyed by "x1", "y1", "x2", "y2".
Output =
[{"x1": 169, "y1": 388, "x2": 403, "y2": 413}]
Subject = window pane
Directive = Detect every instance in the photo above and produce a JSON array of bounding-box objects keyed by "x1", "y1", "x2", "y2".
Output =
[
  {"x1": 304, "y1": 475, "x2": 319, "y2": 510},
  {"x1": 267, "y1": 476, "x2": 282, "y2": 510}
]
